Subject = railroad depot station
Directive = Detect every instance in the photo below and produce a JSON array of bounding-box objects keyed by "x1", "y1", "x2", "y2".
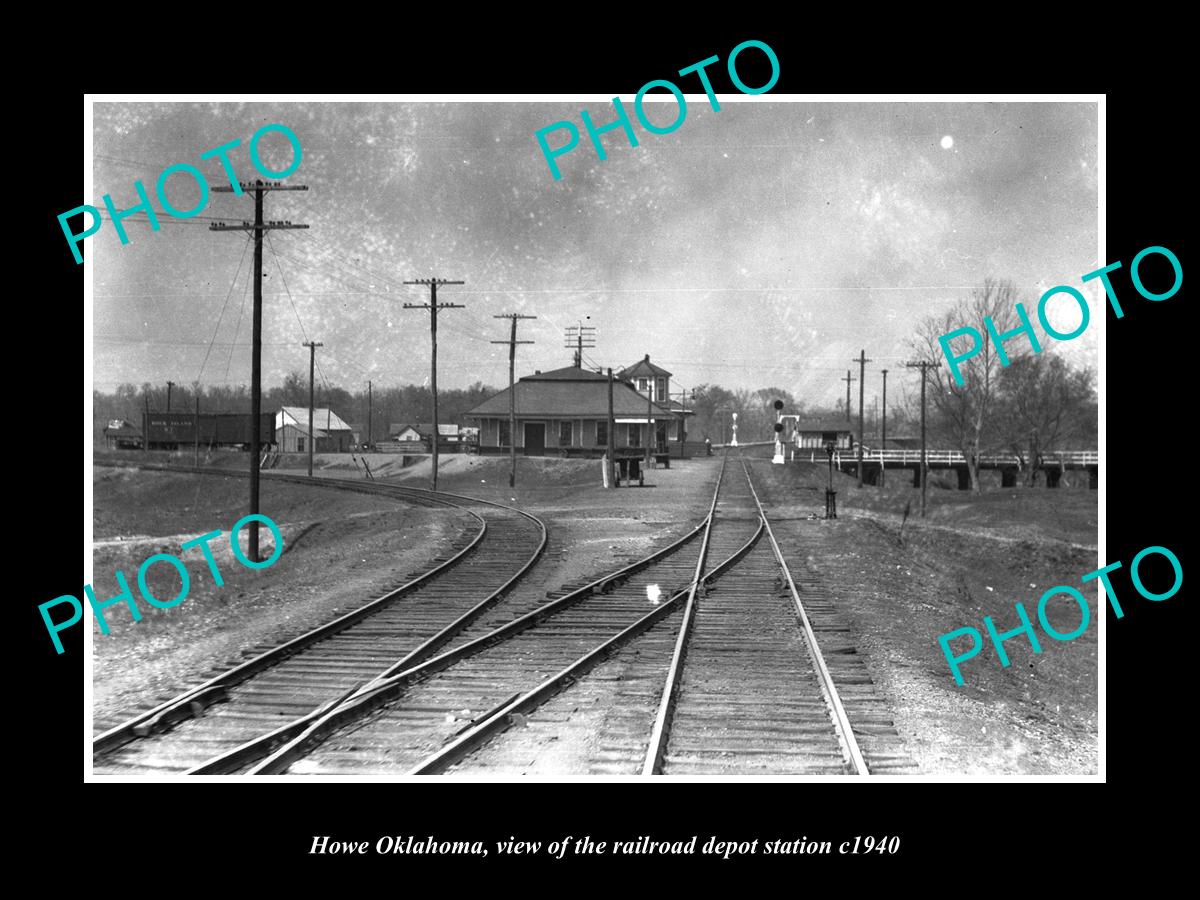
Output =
[{"x1": 464, "y1": 356, "x2": 699, "y2": 461}]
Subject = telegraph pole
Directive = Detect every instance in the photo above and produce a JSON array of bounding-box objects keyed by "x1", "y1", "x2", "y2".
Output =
[
  {"x1": 166, "y1": 381, "x2": 175, "y2": 412},
  {"x1": 491, "y1": 314, "x2": 536, "y2": 488},
  {"x1": 906, "y1": 360, "x2": 934, "y2": 517},
  {"x1": 854, "y1": 349, "x2": 872, "y2": 488},
  {"x1": 304, "y1": 341, "x2": 323, "y2": 477},
  {"x1": 404, "y1": 278, "x2": 465, "y2": 492},
  {"x1": 607, "y1": 368, "x2": 616, "y2": 489},
  {"x1": 564, "y1": 322, "x2": 595, "y2": 368},
  {"x1": 143, "y1": 393, "x2": 150, "y2": 456},
  {"x1": 880, "y1": 368, "x2": 888, "y2": 487},
  {"x1": 841, "y1": 369, "x2": 855, "y2": 422},
  {"x1": 193, "y1": 390, "x2": 200, "y2": 467},
  {"x1": 211, "y1": 179, "x2": 308, "y2": 562},
  {"x1": 646, "y1": 379, "x2": 654, "y2": 466},
  {"x1": 366, "y1": 380, "x2": 372, "y2": 450}
]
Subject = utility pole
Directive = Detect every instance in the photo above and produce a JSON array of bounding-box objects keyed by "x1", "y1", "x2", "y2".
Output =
[
  {"x1": 906, "y1": 360, "x2": 934, "y2": 517},
  {"x1": 491, "y1": 314, "x2": 536, "y2": 488},
  {"x1": 211, "y1": 179, "x2": 308, "y2": 562},
  {"x1": 854, "y1": 350, "x2": 871, "y2": 488},
  {"x1": 842, "y1": 369, "x2": 856, "y2": 423},
  {"x1": 607, "y1": 368, "x2": 617, "y2": 489},
  {"x1": 194, "y1": 392, "x2": 200, "y2": 467},
  {"x1": 881, "y1": 368, "x2": 888, "y2": 487},
  {"x1": 366, "y1": 380, "x2": 372, "y2": 450},
  {"x1": 645, "y1": 376, "x2": 654, "y2": 466},
  {"x1": 403, "y1": 278, "x2": 465, "y2": 492},
  {"x1": 143, "y1": 393, "x2": 150, "y2": 456},
  {"x1": 166, "y1": 381, "x2": 175, "y2": 412},
  {"x1": 564, "y1": 322, "x2": 595, "y2": 368},
  {"x1": 303, "y1": 341, "x2": 323, "y2": 477}
]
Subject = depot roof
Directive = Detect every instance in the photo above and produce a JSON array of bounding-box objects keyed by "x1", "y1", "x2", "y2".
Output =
[
  {"x1": 465, "y1": 365, "x2": 676, "y2": 419},
  {"x1": 617, "y1": 354, "x2": 672, "y2": 380}
]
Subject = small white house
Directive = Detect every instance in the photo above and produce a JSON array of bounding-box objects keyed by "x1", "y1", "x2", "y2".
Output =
[{"x1": 275, "y1": 407, "x2": 354, "y2": 453}]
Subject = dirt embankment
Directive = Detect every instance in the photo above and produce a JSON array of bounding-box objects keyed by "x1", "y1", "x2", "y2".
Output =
[
  {"x1": 90, "y1": 468, "x2": 473, "y2": 730},
  {"x1": 89, "y1": 459, "x2": 724, "y2": 732},
  {"x1": 751, "y1": 459, "x2": 1097, "y2": 774}
]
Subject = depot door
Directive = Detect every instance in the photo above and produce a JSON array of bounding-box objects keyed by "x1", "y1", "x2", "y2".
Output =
[{"x1": 523, "y1": 422, "x2": 545, "y2": 456}]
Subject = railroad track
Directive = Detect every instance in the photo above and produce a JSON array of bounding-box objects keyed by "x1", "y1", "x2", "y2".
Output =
[
  {"x1": 91, "y1": 464, "x2": 548, "y2": 775},
  {"x1": 641, "y1": 456, "x2": 865, "y2": 775},
  {"x1": 233, "y1": 454, "x2": 736, "y2": 774},
  {"x1": 94, "y1": 455, "x2": 910, "y2": 776},
  {"x1": 239, "y1": 450, "x2": 871, "y2": 777},
  {"x1": 434, "y1": 453, "x2": 905, "y2": 776}
]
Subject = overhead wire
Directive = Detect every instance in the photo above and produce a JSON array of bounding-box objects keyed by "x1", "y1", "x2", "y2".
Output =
[
  {"x1": 196, "y1": 234, "x2": 251, "y2": 385},
  {"x1": 266, "y1": 231, "x2": 310, "y2": 345},
  {"x1": 224, "y1": 255, "x2": 254, "y2": 382}
]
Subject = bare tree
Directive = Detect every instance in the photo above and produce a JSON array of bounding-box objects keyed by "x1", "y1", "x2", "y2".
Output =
[
  {"x1": 911, "y1": 279, "x2": 1029, "y2": 491},
  {"x1": 995, "y1": 353, "x2": 1096, "y2": 485}
]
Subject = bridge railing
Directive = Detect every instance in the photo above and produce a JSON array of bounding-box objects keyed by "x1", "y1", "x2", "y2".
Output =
[
  {"x1": 803, "y1": 447, "x2": 1098, "y2": 466},
  {"x1": 858, "y1": 448, "x2": 1099, "y2": 466}
]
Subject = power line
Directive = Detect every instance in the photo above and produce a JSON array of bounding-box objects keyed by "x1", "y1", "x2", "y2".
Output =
[
  {"x1": 266, "y1": 231, "x2": 310, "y2": 344},
  {"x1": 224, "y1": 256, "x2": 253, "y2": 382},
  {"x1": 102, "y1": 211, "x2": 257, "y2": 223},
  {"x1": 97, "y1": 338, "x2": 300, "y2": 346},
  {"x1": 196, "y1": 234, "x2": 251, "y2": 385},
  {"x1": 315, "y1": 357, "x2": 333, "y2": 393},
  {"x1": 277, "y1": 232, "x2": 385, "y2": 291}
]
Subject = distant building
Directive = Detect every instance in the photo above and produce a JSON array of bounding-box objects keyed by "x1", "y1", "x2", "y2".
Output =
[
  {"x1": 387, "y1": 423, "x2": 462, "y2": 452},
  {"x1": 790, "y1": 418, "x2": 854, "y2": 451},
  {"x1": 275, "y1": 407, "x2": 354, "y2": 453},
  {"x1": 419, "y1": 423, "x2": 461, "y2": 445},
  {"x1": 104, "y1": 419, "x2": 142, "y2": 450},
  {"x1": 389, "y1": 423, "x2": 423, "y2": 443},
  {"x1": 464, "y1": 364, "x2": 679, "y2": 457}
]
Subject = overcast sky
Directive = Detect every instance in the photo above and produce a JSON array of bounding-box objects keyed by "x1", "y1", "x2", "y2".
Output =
[{"x1": 91, "y1": 100, "x2": 1098, "y2": 408}]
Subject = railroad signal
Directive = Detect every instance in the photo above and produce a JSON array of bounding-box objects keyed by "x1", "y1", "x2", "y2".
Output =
[
  {"x1": 772, "y1": 398, "x2": 785, "y2": 465},
  {"x1": 824, "y1": 441, "x2": 837, "y2": 518}
]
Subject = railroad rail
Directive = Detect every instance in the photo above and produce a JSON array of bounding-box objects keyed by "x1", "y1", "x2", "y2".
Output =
[
  {"x1": 91, "y1": 464, "x2": 548, "y2": 775},
  {"x1": 239, "y1": 454, "x2": 736, "y2": 774},
  {"x1": 435, "y1": 452, "x2": 872, "y2": 777},
  {"x1": 248, "y1": 450, "x2": 877, "y2": 777},
  {"x1": 641, "y1": 455, "x2": 866, "y2": 775}
]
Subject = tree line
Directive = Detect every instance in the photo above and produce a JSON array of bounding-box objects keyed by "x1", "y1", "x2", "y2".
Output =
[
  {"x1": 95, "y1": 279, "x2": 1096, "y2": 488},
  {"x1": 93, "y1": 380, "x2": 498, "y2": 443},
  {"x1": 909, "y1": 278, "x2": 1097, "y2": 490},
  {"x1": 687, "y1": 386, "x2": 919, "y2": 449}
]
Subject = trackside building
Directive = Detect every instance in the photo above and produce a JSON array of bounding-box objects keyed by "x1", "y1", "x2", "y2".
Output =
[{"x1": 465, "y1": 365, "x2": 679, "y2": 457}]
